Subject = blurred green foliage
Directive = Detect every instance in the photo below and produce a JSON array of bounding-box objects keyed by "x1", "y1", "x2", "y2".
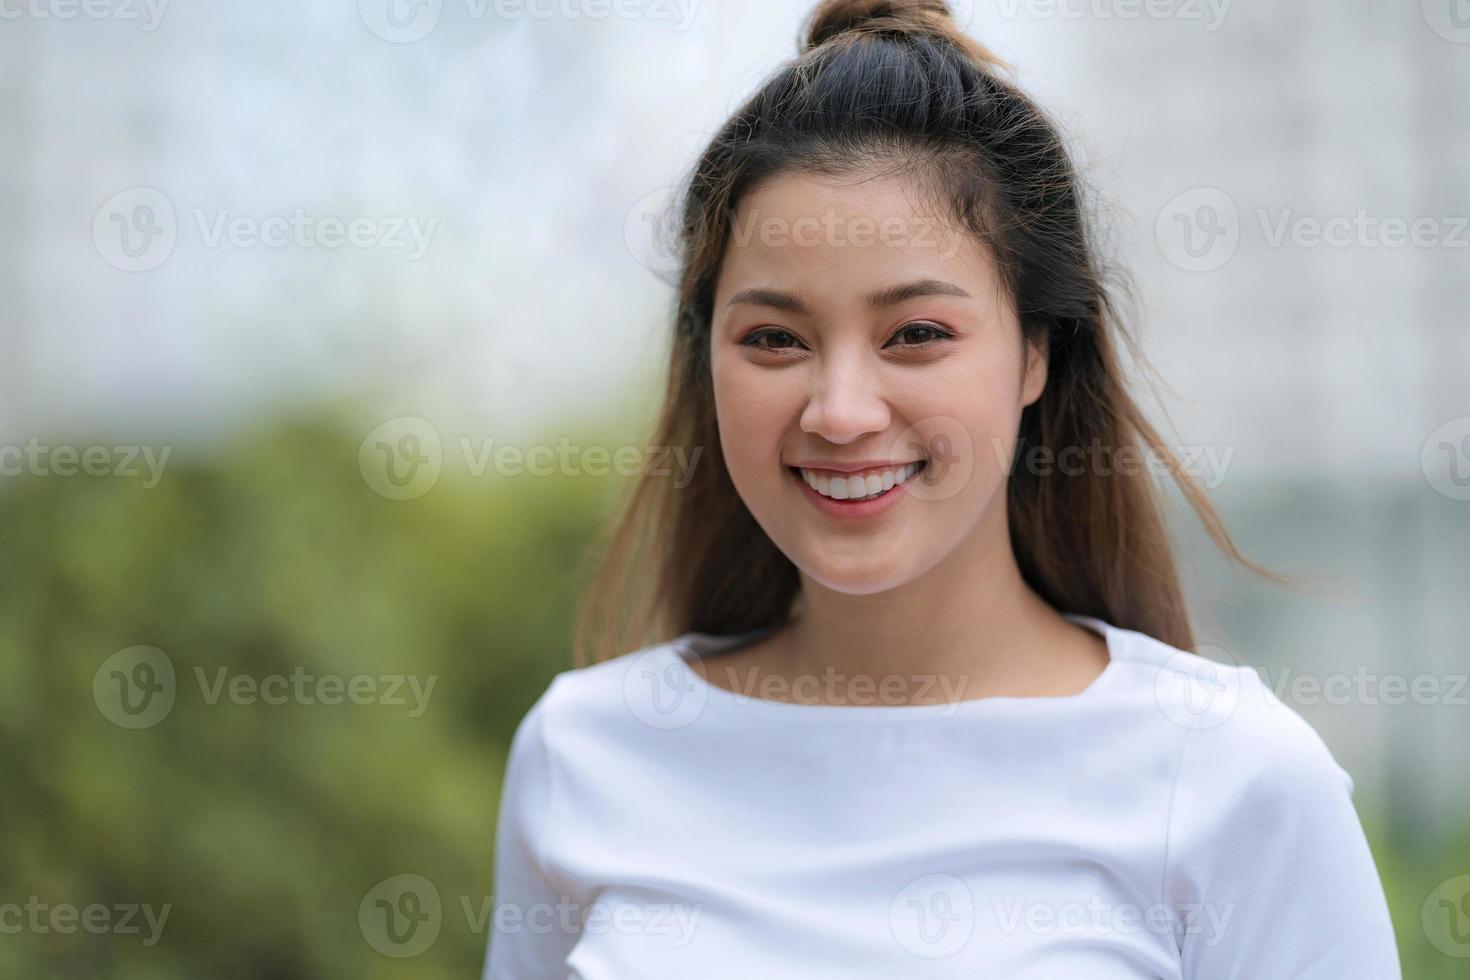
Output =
[
  {"x1": 0, "y1": 414, "x2": 603, "y2": 979},
  {"x1": 0, "y1": 414, "x2": 1464, "y2": 977}
]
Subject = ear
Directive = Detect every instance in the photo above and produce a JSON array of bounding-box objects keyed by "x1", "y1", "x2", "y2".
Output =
[{"x1": 1020, "y1": 331, "x2": 1049, "y2": 408}]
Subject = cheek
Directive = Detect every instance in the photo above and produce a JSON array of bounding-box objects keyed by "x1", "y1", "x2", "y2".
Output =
[
  {"x1": 909, "y1": 356, "x2": 1025, "y2": 495},
  {"x1": 711, "y1": 358, "x2": 789, "y2": 483}
]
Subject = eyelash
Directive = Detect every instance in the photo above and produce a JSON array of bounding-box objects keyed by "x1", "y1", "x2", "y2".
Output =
[{"x1": 739, "y1": 322, "x2": 955, "y2": 354}]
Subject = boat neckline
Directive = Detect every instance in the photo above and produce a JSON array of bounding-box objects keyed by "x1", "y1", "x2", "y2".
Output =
[{"x1": 664, "y1": 612, "x2": 1124, "y2": 719}]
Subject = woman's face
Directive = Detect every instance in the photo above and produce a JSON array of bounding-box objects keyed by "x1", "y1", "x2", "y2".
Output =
[{"x1": 709, "y1": 170, "x2": 1048, "y2": 595}]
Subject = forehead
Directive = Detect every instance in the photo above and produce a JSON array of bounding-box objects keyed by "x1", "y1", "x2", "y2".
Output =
[{"x1": 714, "y1": 170, "x2": 996, "y2": 308}]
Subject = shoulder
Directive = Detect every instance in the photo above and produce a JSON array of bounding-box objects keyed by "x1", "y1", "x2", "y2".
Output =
[
  {"x1": 509, "y1": 633, "x2": 699, "y2": 752},
  {"x1": 1106, "y1": 624, "x2": 1354, "y2": 802},
  {"x1": 1104, "y1": 626, "x2": 1361, "y2": 884},
  {"x1": 1129, "y1": 630, "x2": 1401, "y2": 977},
  {"x1": 1100, "y1": 628, "x2": 1369, "y2": 927}
]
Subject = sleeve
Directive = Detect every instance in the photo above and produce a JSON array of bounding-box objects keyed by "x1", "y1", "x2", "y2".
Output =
[
  {"x1": 1163, "y1": 668, "x2": 1402, "y2": 980},
  {"x1": 482, "y1": 679, "x2": 579, "y2": 980}
]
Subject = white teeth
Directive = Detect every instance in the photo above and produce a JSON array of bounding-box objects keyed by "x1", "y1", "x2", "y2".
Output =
[{"x1": 798, "y1": 462, "x2": 923, "y2": 502}]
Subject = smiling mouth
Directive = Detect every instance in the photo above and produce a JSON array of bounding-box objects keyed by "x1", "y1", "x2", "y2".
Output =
[{"x1": 788, "y1": 459, "x2": 928, "y2": 502}]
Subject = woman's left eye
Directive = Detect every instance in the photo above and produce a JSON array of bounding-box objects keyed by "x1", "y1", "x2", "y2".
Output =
[{"x1": 886, "y1": 322, "x2": 954, "y2": 347}]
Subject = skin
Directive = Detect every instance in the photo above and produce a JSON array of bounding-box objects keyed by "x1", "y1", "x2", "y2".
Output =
[{"x1": 701, "y1": 168, "x2": 1108, "y2": 706}]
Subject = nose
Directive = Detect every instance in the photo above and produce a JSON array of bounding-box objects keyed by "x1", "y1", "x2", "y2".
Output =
[{"x1": 798, "y1": 348, "x2": 892, "y2": 444}]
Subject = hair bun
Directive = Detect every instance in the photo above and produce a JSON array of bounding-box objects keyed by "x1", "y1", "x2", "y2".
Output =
[
  {"x1": 804, "y1": 0, "x2": 952, "y2": 49},
  {"x1": 801, "y1": 0, "x2": 1009, "y2": 71}
]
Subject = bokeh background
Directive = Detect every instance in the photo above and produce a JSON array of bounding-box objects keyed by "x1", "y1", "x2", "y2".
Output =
[{"x1": 2, "y1": 0, "x2": 1468, "y2": 976}]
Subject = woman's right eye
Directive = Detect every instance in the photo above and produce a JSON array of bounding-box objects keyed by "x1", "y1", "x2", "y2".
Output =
[{"x1": 741, "y1": 328, "x2": 803, "y2": 352}]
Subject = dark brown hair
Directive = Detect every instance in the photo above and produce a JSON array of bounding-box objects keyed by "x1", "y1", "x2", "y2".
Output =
[{"x1": 572, "y1": 0, "x2": 1288, "y2": 665}]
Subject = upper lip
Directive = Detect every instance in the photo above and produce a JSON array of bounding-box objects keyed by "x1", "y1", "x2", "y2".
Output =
[{"x1": 788, "y1": 458, "x2": 926, "y2": 473}]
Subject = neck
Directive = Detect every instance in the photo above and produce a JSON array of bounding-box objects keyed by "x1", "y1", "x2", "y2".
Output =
[{"x1": 784, "y1": 497, "x2": 1072, "y2": 700}]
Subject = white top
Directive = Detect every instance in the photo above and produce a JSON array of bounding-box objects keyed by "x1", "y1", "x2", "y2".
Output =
[{"x1": 482, "y1": 613, "x2": 1401, "y2": 979}]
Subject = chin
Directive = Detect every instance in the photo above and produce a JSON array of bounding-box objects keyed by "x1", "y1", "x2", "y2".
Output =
[{"x1": 792, "y1": 549, "x2": 921, "y2": 597}]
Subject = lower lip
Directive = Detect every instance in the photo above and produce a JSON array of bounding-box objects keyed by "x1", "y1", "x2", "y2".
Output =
[{"x1": 788, "y1": 463, "x2": 925, "y2": 520}]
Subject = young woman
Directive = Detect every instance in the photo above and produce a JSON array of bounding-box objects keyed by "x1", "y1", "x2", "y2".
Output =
[{"x1": 484, "y1": 0, "x2": 1402, "y2": 976}]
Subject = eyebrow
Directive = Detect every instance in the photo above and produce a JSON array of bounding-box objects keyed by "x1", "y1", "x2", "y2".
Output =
[{"x1": 725, "y1": 278, "x2": 971, "y2": 315}]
